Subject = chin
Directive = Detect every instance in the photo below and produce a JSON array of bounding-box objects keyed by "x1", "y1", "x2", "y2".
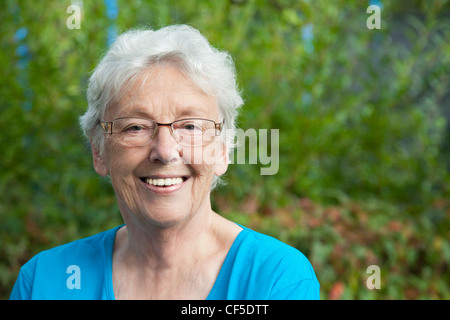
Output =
[
  {"x1": 117, "y1": 174, "x2": 211, "y2": 230},
  {"x1": 142, "y1": 209, "x2": 195, "y2": 230},
  {"x1": 136, "y1": 195, "x2": 195, "y2": 229}
]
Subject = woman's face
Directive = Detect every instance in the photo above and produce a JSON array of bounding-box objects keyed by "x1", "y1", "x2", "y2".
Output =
[{"x1": 92, "y1": 66, "x2": 228, "y2": 228}]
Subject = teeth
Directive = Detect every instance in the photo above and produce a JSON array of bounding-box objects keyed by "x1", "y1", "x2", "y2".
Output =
[{"x1": 145, "y1": 177, "x2": 184, "y2": 187}]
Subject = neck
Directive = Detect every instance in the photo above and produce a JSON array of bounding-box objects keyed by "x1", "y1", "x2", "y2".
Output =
[{"x1": 116, "y1": 201, "x2": 218, "y2": 271}]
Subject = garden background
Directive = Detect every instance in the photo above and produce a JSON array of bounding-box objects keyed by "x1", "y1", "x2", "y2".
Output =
[{"x1": 1, "y1": 0, "x2": 449, "y2": 299}]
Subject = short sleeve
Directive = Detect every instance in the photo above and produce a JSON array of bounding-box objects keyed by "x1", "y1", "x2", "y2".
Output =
[{"x1": 9, "y1": 257, "x2": 37, "y2": 300}]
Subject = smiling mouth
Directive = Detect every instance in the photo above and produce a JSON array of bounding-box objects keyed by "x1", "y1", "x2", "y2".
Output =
[{"x1": 140, "y1": 177, "x2": 188, "y2": 187}]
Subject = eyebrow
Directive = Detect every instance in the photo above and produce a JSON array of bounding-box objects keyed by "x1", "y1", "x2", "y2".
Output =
[
  {"x1": 122, "y1": 108, "x2": 152, "y2": 118},
  {"x1": 117, "y1": 105, "x2": 211, "y2": 120},
  {"x1": 177, "y1": 108, "x2": 210, "y2": 118}
]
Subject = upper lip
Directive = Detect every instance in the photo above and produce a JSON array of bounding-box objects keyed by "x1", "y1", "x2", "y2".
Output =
[{"x1": 140, "y1": 175, "x2": 189, "y2": 180}]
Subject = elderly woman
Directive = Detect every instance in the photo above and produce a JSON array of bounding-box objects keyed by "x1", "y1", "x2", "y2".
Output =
[{"x1": 10, "y1": 25, "x2": 319, "y2": 300}]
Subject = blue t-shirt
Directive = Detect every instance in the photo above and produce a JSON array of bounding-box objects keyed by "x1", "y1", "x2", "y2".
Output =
[{"x1": 10, "y1": 225, "x2": 320, "y2": 300}]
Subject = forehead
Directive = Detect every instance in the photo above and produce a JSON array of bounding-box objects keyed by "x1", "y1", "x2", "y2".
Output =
[{"x1": 107, "y1": 66, "x2": 218, "y2": 120}]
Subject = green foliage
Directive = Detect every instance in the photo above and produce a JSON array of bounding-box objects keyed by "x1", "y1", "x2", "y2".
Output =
[{"x1": 1, "y1": 0, "x2": 449, "y2": 299}]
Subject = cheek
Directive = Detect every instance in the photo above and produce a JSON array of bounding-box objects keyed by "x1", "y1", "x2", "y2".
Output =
[
  {"x1": 181, "y1": 141, "x2": 226, "y2": 168},
  {"x1": 182, "y1": 147, "x2": 214, "y2": 184},
  {"x1": 180, "y1": 143, "x2": 227, "y2": 192},
  {"x1": 188, "y1": 163, "x2": 214, "y2": 204},
  {"x1": 105, "y1": 144, "x2": 142, "y2": 185},
  {"x1": 105, "y1": 145, "x2": 146, "y2": 212}
]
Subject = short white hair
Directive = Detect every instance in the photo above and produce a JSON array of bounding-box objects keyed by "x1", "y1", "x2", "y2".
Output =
[{"x1": 79, "y1": 25, "x2": 244, "y2": 189}]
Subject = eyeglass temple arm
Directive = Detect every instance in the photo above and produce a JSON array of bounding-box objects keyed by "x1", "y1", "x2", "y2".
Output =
[
  {"x1": 97, "y1": 120, "x2": 113, "y2": 134},
  {"x1": 215, "y1": 119, "x2": 225, "y2": 136}
]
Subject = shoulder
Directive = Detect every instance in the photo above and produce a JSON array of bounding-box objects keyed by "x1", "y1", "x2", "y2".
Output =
[
  {"x1": 238, "y1": 226, "x2": 316, "y2": 280},
  {"x1": 228, "y1": 226, "x2": 319, "y2": 299},
  {"x1": 10, "y1": 226, "x2": 121, "y2": 300},
  {"x1": 30, "y1": 226, "x2": 118, "y2": 267}
]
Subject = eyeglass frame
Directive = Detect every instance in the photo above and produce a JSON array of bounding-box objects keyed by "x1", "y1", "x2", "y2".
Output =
[{"x1": 96, "y1": 117, "x2": 225, "y2": 145}]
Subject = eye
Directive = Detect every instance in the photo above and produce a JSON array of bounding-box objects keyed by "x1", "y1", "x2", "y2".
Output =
[
  {"x1": 121, "y1": 121, "x2": 155, "y2": 133},
  {"x1": 181, "y1": 121, "x2": 204, "y2": 131},
  {"x1": 124, "y1": 124, "x2": 145, "y2": 132}
]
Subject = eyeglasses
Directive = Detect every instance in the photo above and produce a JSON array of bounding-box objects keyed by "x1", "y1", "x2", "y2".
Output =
[{"x1": 97, "y1": 117, "x2": 224, "y2": 147}]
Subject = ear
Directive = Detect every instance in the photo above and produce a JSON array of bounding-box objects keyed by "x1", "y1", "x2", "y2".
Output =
[
  {"x1": 91, "y1": 140, "x2": 109, "y2": 177},
  {"x1": 213, "y1": 143, "x2": 229, "y2": 176}
]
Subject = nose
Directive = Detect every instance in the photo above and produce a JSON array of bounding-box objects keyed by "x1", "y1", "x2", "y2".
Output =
[{"x1": 148, "y1": 125, "x2": 182, "y2": 165}]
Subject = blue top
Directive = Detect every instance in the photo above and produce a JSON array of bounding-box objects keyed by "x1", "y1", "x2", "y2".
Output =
[{"x1": 10, "y1": 225, "x2": 320, "y2": 300}]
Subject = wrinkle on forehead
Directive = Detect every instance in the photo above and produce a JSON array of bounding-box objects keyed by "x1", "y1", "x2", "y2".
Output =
[{"x1": 105, "y1": 65, "x2": 219, "y2": 121}]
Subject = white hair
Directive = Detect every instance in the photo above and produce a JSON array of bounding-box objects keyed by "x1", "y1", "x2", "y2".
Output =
[{"x1": 79, "y1": 25, "x2": 243, "y2": 189}]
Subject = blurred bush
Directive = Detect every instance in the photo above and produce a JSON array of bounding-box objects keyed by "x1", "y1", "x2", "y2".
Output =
[{"x1": 0, "y1": 0, "x2": 449, "y2": 299}]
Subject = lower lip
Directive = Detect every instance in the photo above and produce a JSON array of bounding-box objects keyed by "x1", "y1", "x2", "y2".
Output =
[{"x1": 138, "y1": 177, "x2": 189, "y2": 195}]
